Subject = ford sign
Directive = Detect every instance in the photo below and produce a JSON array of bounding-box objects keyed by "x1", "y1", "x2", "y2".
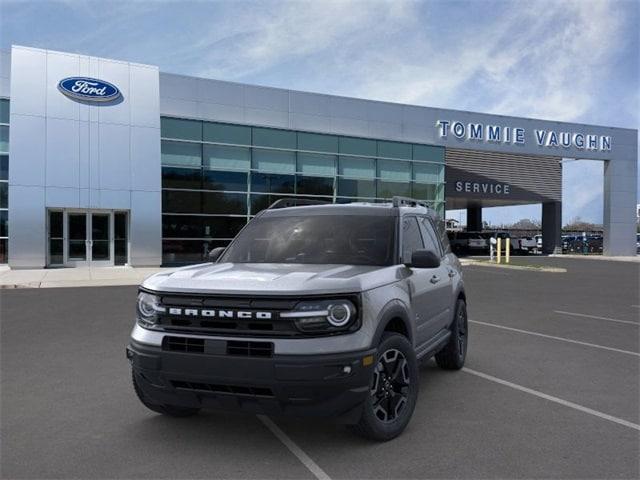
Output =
[{"x1": 58, "y1": 77, "x2": 121, "y2": 102}]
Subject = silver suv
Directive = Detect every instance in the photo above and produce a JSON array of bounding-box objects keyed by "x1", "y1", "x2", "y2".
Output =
[{"x1": 127, "y1": 197, "x2": 468, "y2": 441}]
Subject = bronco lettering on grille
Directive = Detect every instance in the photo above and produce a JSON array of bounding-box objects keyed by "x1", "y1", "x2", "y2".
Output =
[{"x1": 167, "y1": 308, "x2": 272, "y2": 320}]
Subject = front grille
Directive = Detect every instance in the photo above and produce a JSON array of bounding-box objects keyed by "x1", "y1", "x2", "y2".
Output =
[
  {"x1": 156, "y1": 295, "x2": 300, "y2": 337},
  {"x1": 227, "y1": 340, "x2": 273, "y2": 357},
  {"x1": 163, "y1": 336, "x2": 205, "y2": 353},
  {"x1": 171, "y1": 380, "x2": 274, "y2": 397},
  {"x1": 152, "y1": 292, "x2": 360, "y2": 338}
]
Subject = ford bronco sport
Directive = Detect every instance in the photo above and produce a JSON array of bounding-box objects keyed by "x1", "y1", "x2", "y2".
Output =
[{"x1": 127, "y1": 197, "x2": 468, "y2": 441}]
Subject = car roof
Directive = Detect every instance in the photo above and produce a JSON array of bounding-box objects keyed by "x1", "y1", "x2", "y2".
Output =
[{"x1": 261, "y1": 202, "x2": 438, "y2": 219}]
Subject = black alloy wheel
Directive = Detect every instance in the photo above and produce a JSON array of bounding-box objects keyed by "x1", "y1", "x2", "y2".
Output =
[
  {"x1": 371, "y1": 348, "x2": 410, "y2": 423},
  {"x1": 350, "y1": 332, "x2": 419, "y2": 441},
  {"x1": 456, "y1": 303, "x2": 467, "y2": 361},
  {"x1": 435, "y1": 298, "x2": 468, "y2": 370}
]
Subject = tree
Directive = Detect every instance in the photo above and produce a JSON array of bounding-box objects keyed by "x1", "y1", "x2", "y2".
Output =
[
  {"x1": 563, "y1": 216, "x2": 601, "y2": 232},
  {"x1": 510, "y1": 218, "x2": 541, "y2": 230}
]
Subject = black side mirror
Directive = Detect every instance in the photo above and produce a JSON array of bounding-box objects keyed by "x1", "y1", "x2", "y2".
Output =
[
  {"x1": 208, "y1": 247, "x2": 226, "y2": 262},
  {"x1": 406, "y1": 249, "x2": 440, "y2": 269}
]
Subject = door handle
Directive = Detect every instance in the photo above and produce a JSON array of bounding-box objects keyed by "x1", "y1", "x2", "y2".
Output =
[{"x1": 430, "y1": 275, "x2": 440, "y2": 284}]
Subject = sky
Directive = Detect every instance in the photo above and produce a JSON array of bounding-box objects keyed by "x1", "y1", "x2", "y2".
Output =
[{"x1": 1, "y1": 0, "x2": 638, "y2": 226}]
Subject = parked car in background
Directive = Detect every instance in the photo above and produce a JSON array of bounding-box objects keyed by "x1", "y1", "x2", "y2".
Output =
[
  {"x1": 467, "y1": 232, "x2": 488, "y2": 252},
  {"x1": 448, "y1": 231, "x2": 469, "y2": 254},
  {"x1": 448, "y1": 231, "x2": 484, "y2": 254},
  {"x1": 518, "y1": 236, "x2": 537, "y2": 254},
  {"x1": 563, "y1": 235, "x2": 603, "y2": 254}
]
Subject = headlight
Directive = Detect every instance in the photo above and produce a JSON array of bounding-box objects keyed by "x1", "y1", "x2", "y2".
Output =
[
  {"x1": 136, "y1": 291, "x2": 165, "y2": 328},
  {"x1": 327, "y1": 303, "x2": 352, "y2": 326},
  {"x1": 281, "y1": 299, "x2": 358, "y2": 334}
]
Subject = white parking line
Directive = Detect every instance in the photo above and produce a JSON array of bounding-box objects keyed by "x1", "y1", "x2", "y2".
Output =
[
  {"x1": 469, "y1": 319, "x2": 640, "y2": 357},
  {"x1": 554, "y1": 310, "x2": 639, "y2": 326},
  {"x1": 257, "y1": 414, "x2": 331, "y2": 480},
  {"x1": 463, "y1": 368, "x2": 640, "y2": 431}
]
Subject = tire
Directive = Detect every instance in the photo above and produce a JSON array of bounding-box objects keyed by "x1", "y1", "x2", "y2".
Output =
[
  {"x1": 435, "y1": 298, "x2": 468, "y2": 370},
  {"x1": 132, "y1": 370, "x2": 200, "y2": 417},
  {"x1": 350, "y1": 333, "x2": 419, "y2": 441}
]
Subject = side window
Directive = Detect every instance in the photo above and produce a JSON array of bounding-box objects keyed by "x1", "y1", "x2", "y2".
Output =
[
  {"x1": 402, "y1": 217, "x2": 424, "y2": 262},
  {"x1": 435, "y1": 219, "x2": 452, "y2": 254},
  {"x1": 419, "y1": 217, "x2": 442, "y2": 257}
]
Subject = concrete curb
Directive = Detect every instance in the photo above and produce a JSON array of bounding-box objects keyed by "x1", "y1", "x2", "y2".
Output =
[
  {"x1": 461, "y1": 259, "x2": 567, "y2": 273},
  {"x1": 0, "y1": 266, "x2": 174, "y2": 289},
  {"x1": 0, "y1": 279, "x2": 147, "y2": 289},
  {"x1": 549, "y1": 254, "x2": 640, "y2": 263}
]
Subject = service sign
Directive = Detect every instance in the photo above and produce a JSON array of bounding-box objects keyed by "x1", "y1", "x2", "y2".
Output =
[{"x1": 58, "y1": 77, "x2": 121, "y2": 102}]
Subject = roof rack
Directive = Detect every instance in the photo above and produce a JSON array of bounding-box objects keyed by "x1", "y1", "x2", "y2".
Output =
[
  {"x1": 268, "y1": 198, "x2": 331, "y2": 209},
  {"x1": 391, "y1": 196, "x2": 430, "y2": 209}
]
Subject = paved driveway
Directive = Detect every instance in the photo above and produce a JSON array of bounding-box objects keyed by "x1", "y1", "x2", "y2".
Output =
[{"x1": 1, "y1": 257, "x2": 638, "y2": 479}]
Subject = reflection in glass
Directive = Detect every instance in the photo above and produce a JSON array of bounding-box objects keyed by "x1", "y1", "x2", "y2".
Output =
[
  {"x1": 158, "y1": 118, "x2": 447, "y2": 267},
  {"x1": 161, "y1": 117, "x2": 202, "y2": 141},
  {"x1": 68, "y1": 214, "x2": 86, "y2": 260},
  {"x1": 377, "y1": 160, "x2": 411, "y2": 181},
  {"x1": 162, "y1": 239, "x2": 231, "y2": 265},
  {"x1": 252, "y1": 149, "x2": 296, "y2": 174},
  {"x1": 91, "y1": 214, "x2": 110, "y2": 261},
  {"x1": 203, "y1": 145, "x2": 250, "y2": 170},
  {"x1": 163, "y1": 190, "x2": 202, "y2": 214},
  {"x1": 0, "y1": 126, "x2": 8, "y2": 154},
  {"x1": 161, "y1": 141, "x2": 201, "y2": 167},
  {"x1": 297, "y1": 153, "x2": 336, "y2": 176},
  {"x1": 338, "y1": 156, "x2": 376, "y2": 179},
  {"x1": 203, "y1": 122, "x2": 251, "y2": 145},
  {"x1": 377, "y1": 180, "x2": 411, "y2": 198},
  {"x1": 296, "y1": 176, "x2": 333, "y2": 196},
  {"x1": 48, "y1": 211, "x2": 63, "y2": 265},
  {"x1": 202, "y1": 192, "x2": 247, "y2": 215},
  {"x1": 0, "y1": 155, "x2": 7, "y2": 181},
  {"x1": 202, "y1": 170, "x2": 247, "y2": 192},
  {"x1": 0, "y1": 210, "x2": 7, "y2": 237},
  {"x1": 0, "y1": 183, "x2": 7, "y2": 209},
  {"x1": 114, "y1": 212, "x2": 128, "y2": 265},
  {"x1": 250, "y1": 173, "x2": 295, "y2": 194},
  {"x1": 162, "y1": 167, "x2": 201, "y2": 189},
  {"x1": 378, "y1": 141, "x2": 412, "y2": 160},
  {"x1": 0, "y1": 239, "x2": 6, "y2": 264},
  {"x1": 337, "y1": 178, "x2": 376, "y2": 198}
]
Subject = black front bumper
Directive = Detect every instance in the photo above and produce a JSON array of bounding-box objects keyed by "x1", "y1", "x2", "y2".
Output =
[{"x1": 127, "y1": 339, "x2": 376, "y2": 423}]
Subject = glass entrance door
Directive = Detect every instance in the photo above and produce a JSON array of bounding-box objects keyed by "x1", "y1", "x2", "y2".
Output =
[
  {"x1": 90, "y1": 213, "x2": 112, "y2": 266},
  {"x1": 67, "y1": 213, "x2": 88, "y2": 266},
  {"x1": 49, "y1": 210, "x2": 129, "y2": 267}
]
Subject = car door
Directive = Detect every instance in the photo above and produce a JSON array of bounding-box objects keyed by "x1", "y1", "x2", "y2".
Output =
[
  {"x1": 401, "y1": 216, "x2": 447, "y2": 348},
  {"x1": 417, "y1": 216, "x2": 454, "y2": 340}
]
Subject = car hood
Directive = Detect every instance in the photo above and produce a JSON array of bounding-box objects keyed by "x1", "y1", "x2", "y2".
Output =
[{"x1": 142, "y1": 262, "x2": 401, "y2": 295}]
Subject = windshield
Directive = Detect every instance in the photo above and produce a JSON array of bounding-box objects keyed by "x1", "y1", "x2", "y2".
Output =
[{"x1": 220, "y1": 214, "x2": 396, "y2": 266}]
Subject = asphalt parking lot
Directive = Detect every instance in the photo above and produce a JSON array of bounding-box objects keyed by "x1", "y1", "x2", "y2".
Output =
[{"x1": 1, "y1": 257, "x2": 639, "y2": 479}]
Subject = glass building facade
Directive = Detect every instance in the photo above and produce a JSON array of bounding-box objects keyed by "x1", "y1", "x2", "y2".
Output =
[
  {"x1": 161, "y1": 117, "x2": 445, "y2": 265},
  {"x1": 0, "y1": 99, "x2": 8, "y2": 263}
]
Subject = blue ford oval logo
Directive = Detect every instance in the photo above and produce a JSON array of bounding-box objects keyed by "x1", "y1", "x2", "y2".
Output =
[{"x1": 58, "y1": 77, "x2": 121, "y2": 102}]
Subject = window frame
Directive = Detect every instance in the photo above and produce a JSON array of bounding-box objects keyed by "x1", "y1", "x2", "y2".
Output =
[
  {"x1": 400, "y1": 215, "x2": 425, "y2": 264},
  {"x1": 419, "y1": 216, "x2": 444, "y2": 258}
]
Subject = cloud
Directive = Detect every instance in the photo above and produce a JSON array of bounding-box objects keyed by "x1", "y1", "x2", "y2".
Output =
[
  {"x1": 343, "y1": 0, "x2": 629, "y2": 122},
  {"x1": 190, "y1": 1, "x2": 417, "y2": 81},
  {"x1": 1, "y1": 0, "x2": 636, "y2": 225}
]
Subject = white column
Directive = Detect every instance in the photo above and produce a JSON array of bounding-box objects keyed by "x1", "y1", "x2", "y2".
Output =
[{"x1": 603, "y1": 155, "x2": 637, "y2": 256}]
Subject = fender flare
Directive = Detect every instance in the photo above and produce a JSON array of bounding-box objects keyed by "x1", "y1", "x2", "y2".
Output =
[{"x1": 370, "y1": 300, "x2": 413, "y2": 348}]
